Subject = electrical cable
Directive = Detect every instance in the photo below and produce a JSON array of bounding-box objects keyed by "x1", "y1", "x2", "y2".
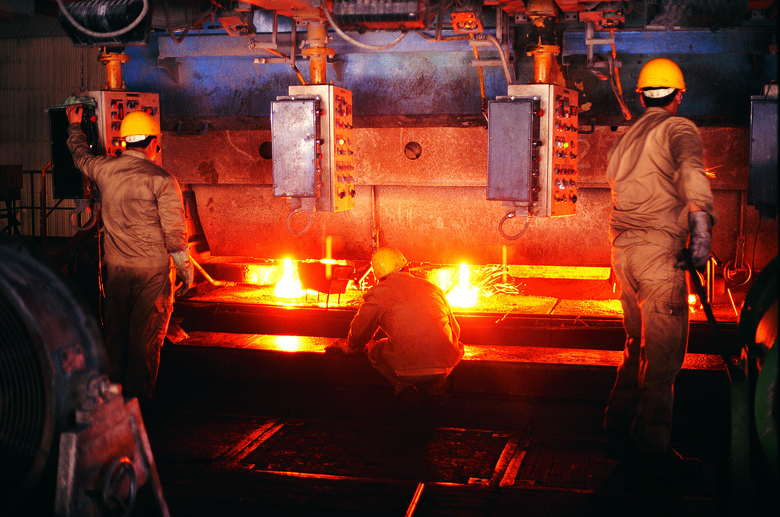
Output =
[
  {"x1": 287, "y1": 205, "x2": 315, "y2": 236},
  {"x1": 498, "y1": 211, "x2": 531, "y2": 240},
  {"x1": 57, "y1": 0, "x2": 149, "y2": 39},
  {"x1": 608, "y1": 30, "x2": 632, "y2": 120},
  {"x1": 162, "y1": 0, "x2": 193, "y2": 44},
  {"x1": 607, "y1": 53, "x2": 632, "y2": 120},
  {"x1": 320, "y1": 1, "x2": 408, "y2": 51},
  {"x1": 470, "y1": 34, "x2": 487, "y2": 121},
  {"x1": 483, "y1": 34, "x2": 514, "y2": 85}
]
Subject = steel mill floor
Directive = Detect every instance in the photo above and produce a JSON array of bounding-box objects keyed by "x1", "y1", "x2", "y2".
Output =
[{"x1": 136, "y1": 329, "x2": 757, "y2": 517}]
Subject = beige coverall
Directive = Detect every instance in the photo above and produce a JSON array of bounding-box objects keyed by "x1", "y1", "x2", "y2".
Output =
[
  {"x1": 604, "y1": 107, "x2": 716, "y2": 454},
  {"x1": 347, "y1": 271, "x2": 464, "y2": 393},
  {"x1": 67, "y1": 124, "x2": 188, "y2": 398}
]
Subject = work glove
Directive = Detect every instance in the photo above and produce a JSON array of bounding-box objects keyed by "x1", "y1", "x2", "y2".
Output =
[
  {"x1": 171, "y1": 250, "x2": 194, "y2": 298},
  {"x1": 676, "y1": 211, "x2": 712, "y2": 271}
]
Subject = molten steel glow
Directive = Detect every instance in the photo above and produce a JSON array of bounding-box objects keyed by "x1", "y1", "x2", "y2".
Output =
[
  {"x1": 446, "y1": 263, "x2": 479, "y2": 308},
  {"x1": 274, "y1": 258, "x2": 304, "y2": 299},
  {"x1": 270, "y1": 335, "x2": 307, "y2": 352},
  {"x1": 688, "y1": 294, "x2": 700, "y2": 313}
]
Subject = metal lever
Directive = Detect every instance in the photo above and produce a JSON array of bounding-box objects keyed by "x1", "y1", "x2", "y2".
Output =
[{"x1": 682, "y1": 248, "x2": 744, "y2": 381}]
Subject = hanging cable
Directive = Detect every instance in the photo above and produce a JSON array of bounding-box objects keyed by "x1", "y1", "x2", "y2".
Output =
[
  {"x1": 162, "y1": 0, "x2": 193, "y2": 44},
  {"x1": 470, "y1": 34, "x2": 486, "y2": 119},
  {"x1": 57, "y1": 0, "x2": 150, "y2": 39},
  {"x1": 483, "y1": 34, "x2": 514, "y2": 85},
  {"x1": 320, "y1": 1, "x2": 408, "y2": 51},
  {"x1": 498, "y1": 211, "x2": 531, "y2": 240},
  {"x1": 286, "y1": 205, "x2": 315, "y2": 236},
  {"x1": 607, "y1": 54, "x2": 632, "y2": 120},
  {"x1": 608, "y1": 29, "x2": 631, "y2": 120}
]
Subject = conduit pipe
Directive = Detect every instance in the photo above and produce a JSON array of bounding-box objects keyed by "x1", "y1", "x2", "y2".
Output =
[{"x1": 485, "y1": 34, "x2": 514, "y2": 85}]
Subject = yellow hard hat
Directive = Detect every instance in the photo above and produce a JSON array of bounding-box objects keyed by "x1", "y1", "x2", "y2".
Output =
[
  {"x1": 371, "y1": 247, "x2": 408, "y2": 280},
  {"x1": 636, "y1": 58, "x2": 686, "y2": 93},
  {"x1": 120, "y1": 111, "x2": 161, "y2": 143}
]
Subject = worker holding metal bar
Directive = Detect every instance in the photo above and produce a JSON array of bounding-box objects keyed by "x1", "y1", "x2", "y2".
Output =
[
  {"x1": 326, "y1": 246, "x2": 464, "y2": 408},
  {"x1": 603, "y1": 58, "x2": 717, "y2": 474},
  {"x1": 65, "y1": 104, "x2": 193, "y2": 402}
]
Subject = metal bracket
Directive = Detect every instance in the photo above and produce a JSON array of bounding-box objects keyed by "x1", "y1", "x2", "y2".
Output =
[
  {"x1": 329, "y1": 58, "x2": 345, "y2": 84},
  {"x1": 157, "y1": 57, "x2": 180, "y2": 84},
  {"x1": 584, "y1": 22, "x2": 619, "y2": 69}
]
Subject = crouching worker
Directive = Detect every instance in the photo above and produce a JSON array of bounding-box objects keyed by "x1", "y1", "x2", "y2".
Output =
[{"x1": 327, "y1": 247, "x2": 464, "y2": 406}]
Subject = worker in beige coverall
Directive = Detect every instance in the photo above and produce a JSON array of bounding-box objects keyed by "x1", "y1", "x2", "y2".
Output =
[
  {"x1": 603, "y1": 58, "x2": 716, "y2": 473},
  {"x1": 66, "y1": 104, "x2": 193, "y2": 401},
  {"x1": 327, "y1": 247, "x2": 464, "y2": 406}
]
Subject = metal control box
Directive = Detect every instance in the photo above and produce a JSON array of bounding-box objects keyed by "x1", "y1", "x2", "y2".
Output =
[
  {"x1": 84, "y1": 90, "x2": 161, "y2": 165},
  {"x1": 272, "y1": 85, "x2": 355, "y2": 212},
  {"x1": 487, "y1": 97, "x2": 540, "y2": 204},
  {"x1": 748, "y1": 97, "x2": 777, "y2": 210},
  {"x1": 488, "y1": 84, "x2": 579, "y2": 217},
  {"x1": 48, "y1": 91, "x2": 160, "y2": 199},
  {"x1": 271, "y1": 97, "x2": 321, "y2": 198}
]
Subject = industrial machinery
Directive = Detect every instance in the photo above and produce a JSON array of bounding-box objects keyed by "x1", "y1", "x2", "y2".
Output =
[
  {"x1": 49, "y1": 91, "x2": 162, "y2": 192},
  {"x1": 272, "y1": 84, "x2": 355, "y2": 234},
  {"x1": 0, "y1": 241, "x2": 169, "y2": 517},
  {"x1": 84, "y1": 90, "x2": 161, "y2": 163},
  {"x1": 487, "y1": 84, "x2": 579, "y2": 237}
]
